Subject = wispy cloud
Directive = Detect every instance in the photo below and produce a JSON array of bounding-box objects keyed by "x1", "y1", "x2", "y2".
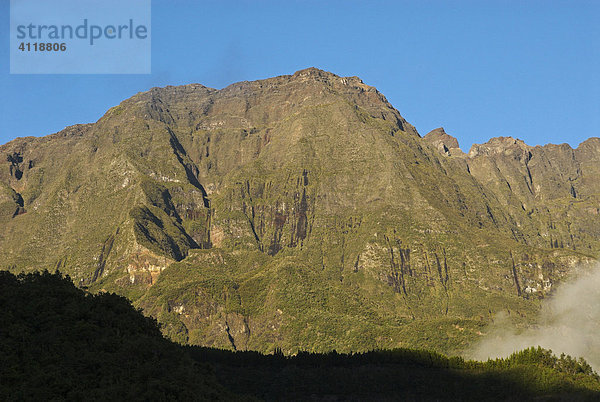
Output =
[{"x1": 469, "y1": 263, "x2": 600, "y2": 370}]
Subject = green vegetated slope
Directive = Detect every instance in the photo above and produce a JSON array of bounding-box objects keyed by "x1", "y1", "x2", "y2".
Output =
[
  {"x1": 0, "y1": 68, "x2": 598, "y2": 355},
  {"x1": 2, "y1": 271, "x2": 599, "y2": 401}
]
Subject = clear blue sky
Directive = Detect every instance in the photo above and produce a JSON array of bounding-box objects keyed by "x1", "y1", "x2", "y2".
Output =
[{"x1": 1, "y1": 0, "x2": 598, "y2": 151}]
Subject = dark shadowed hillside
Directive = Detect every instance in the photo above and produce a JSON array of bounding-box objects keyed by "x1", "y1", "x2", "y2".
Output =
[
  {"x1": 0, "y1": 271, "x2": 235, "y2": 400},
  {"x1": 1, "y1": 270, "x2": 599, "y2": 401}
]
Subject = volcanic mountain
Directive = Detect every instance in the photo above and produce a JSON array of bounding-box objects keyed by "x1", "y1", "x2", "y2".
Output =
[{"x1": 1, "y1": 68, "x2": 598, "y2": 354}]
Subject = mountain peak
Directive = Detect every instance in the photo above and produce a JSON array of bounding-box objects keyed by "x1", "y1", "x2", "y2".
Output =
[
  {"x1": 468, "y1": 136, "x2": 531, "y2": 157},
  {"x1": 293, "y1": 67, "x2": 337, "y2": 77},
  {"x1": 423, "y1": 127, "x2": 463, "y2": 156},
  {"x1": 291, "y1": 67, "x2": 366, "y2": 86}
]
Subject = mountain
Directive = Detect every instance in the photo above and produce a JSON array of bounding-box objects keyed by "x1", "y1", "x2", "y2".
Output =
[{"x1": 1, "y1": 68, "x2": 598, "y2": 354}]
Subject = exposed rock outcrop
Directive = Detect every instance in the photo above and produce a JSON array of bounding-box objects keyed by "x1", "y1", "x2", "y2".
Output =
[{"x1": 423, "y1": 127, "x2": 464, "y2": 156}]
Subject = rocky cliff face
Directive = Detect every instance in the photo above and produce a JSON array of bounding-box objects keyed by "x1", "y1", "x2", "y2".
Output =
[
  {"x1": 1, "y1": 68, "x2": 598, "y2": 354},
  {"x1": 423, "y1": 127, "x2": 464, "y2": 156},
  {"x1": 465, "y1": 136, "x2": 600, "y2": 253}
]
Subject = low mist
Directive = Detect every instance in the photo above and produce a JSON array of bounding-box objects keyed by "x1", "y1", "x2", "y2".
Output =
[{"x1": 469, "y1": 263, "x2": 600, "y2": 370}]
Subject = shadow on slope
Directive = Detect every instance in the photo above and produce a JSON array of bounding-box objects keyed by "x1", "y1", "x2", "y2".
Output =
[{"x1": 1, "y1": 270, "x2": 599, "y2": 401}]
